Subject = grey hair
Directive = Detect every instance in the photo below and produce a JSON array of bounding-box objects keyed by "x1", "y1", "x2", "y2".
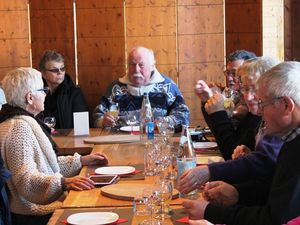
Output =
[
  {"x1": 1, "y1": 67, "x2": 43, "y2": 109},
  {"x1": 257, "y1": 61, "x2": 300, "y2": 106},
  {"x1": 128, "y1": 46, "x2": 156, "y2": 66},
  {"x1": 238, "y1": 56, "x2": 280, "y2": 83},
  {"x1": 39, "y1": 50, "x2": 64, "y2": 72}
]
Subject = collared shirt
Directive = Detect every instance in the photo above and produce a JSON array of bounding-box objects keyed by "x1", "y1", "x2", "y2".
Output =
[{"x1": 282, "y1": 125, "x2": 300, "y2": 143}]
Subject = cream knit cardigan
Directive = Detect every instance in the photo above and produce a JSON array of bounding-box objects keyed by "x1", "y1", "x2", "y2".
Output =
[{"x1": 0, "y1": 115, "x2": 82, "y2": 215}]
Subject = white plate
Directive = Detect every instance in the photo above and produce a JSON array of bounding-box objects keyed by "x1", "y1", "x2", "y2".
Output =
[
  {"x1": 193, "y1": 142, "x2": 217, "y2": 149},
  {"x1": 67, "y1": 212, "x2": 119, "y2": 225},
  {"x1": 120, "y1": 126, "x2": 140, "y2": 132},
  {"x1": 196, "y1": 155, "x2": 224, "y2": 165},
  {"x1": 95, "y1": 166, "x2": 135, "y2": 175}
]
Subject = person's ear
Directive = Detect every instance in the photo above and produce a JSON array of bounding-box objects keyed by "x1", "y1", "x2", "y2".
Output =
[
  {"x1": 25, "y1": 92, "x2": 34, "y2": 105},
  {"x1": 282, "y1": 96, "x2": 294, "y2": 114}
]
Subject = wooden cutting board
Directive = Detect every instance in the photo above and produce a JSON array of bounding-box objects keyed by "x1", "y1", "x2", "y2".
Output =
[
  {"x1": 84, "y1": 135, "x2": 140, "y2": 144},
  {"x1": 101, "y1": 183, "x2": 179, "y2": 201}
]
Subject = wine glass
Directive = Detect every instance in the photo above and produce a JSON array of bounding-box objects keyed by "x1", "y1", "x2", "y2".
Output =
[
  {"x1": 126, "y1": 111, "x2": 139, "y2": 134},
  {"x1": 153, "y1": 179, "x2": 173, "y2": 220},
  {"x1": 107, "y1": 103, "x2": 119, "y2": 127},
  {"x1": 44, "y1": 117, "x2": 56, "y2": 129}
]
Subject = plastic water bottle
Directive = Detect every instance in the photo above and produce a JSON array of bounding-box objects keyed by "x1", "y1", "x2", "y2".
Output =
[{"x1": 140, "y1": 93, "x2": 154, "y2": 143}]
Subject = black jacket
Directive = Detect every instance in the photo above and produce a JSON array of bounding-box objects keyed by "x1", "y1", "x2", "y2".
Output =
[
  {"x1": 205, "y1": 135, "x2": 300, "y2": 225},
  {"x1": 43, "y1": 74, "x2": 89, "y2": 129},
  {"x1": 202, "y1": 105, "x2": 261, "y2": 160}
]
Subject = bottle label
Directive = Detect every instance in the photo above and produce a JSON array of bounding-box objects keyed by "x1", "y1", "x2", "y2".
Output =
[{"x1": 146, "y1": 122, "x2": 154, "y2": 140}]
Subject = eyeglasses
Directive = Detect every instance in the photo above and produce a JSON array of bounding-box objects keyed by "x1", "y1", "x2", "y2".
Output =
[
  {"x1": 35, "y1": 87, "x2": 50, "y2": 95},
  {"x1": 258, "y1": 97, "x2": 283, "y2": 110},
  {"x1": 46, "y1": 66, "x2": 66, "y2": 74},
  {"x1": 240, "y1": 86, "x2": 257, "y2": 95},
  {"x1": 224, "y1": 70, "x2": 238, "y2": 77}
]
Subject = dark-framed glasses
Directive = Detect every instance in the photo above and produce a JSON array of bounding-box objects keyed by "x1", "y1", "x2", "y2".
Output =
[
  {"x1": 35, "y1": 87, "x2": 50, "y2": 95},
  {"x1": 258, "y1": 97, "x2": 283, "y2": 110},
  {"x1": 224, "y1": 69, "x2": 238, "y2": 77},
  {"x1": 46, "y1": 66, "x2": 66, "y2": 74},
  {"x1": 240, "y1": 86, "x2": 257, "y2": 95}
]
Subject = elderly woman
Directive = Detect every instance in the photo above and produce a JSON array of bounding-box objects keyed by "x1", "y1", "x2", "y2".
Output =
[
  {"x1": 0, "y1": 68, "x2": 108, "y2": 225},
  {"x1": 39, "y1": 50, "x2": 88, "y2": 129}
]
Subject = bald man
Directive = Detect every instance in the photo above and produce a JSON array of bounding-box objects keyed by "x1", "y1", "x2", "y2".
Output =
[{"x1": 93, "y1": 46, "x2": 190, "y2": 129}]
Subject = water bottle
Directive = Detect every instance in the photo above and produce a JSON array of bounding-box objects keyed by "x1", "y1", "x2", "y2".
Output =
[
  {"x1": 140, "y1": 93, "x2": 154, "y2": 143},
  {"x1": 176, "y1": 125, "x2": 198, "y2": 199}
]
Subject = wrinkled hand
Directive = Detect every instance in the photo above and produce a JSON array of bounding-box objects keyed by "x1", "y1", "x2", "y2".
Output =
[
  {"x1": 178, "y1": 166, "x2": 210, "y2": 194},
  {"x1": 195, "y1": 80, "x2": 213, "y2": 102},
  {"x1": 205, "y1": 92, "x2": 225, "y2": 114},
  {"x1": 203, "y1": 181, "x2": 238, "y2": 206},
  {"x1": 81, "y1": 152, "x2": 108, "y2": 166},
  {"x1": 102, "y1": 113, "x2": 117, "y2": 127},
  {"x1": 232, "y1": 145, "x2": 251, "y2": 160},
  {"x1": 182, "y1": 199, "x2": 209, "y2": 220},
  {"x1": 64, "y1": 176, "x2": 95, "y2": 191}
]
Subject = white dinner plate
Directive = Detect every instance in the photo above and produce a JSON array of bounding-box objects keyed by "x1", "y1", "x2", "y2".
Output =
[
  {"x1": 67, "y1": 212, "x2": 119, "y2": 225},
  {"x1": 193, "y1": 142, "x2": 218, "y2": 149},
  {"x1": 120, "y1": 126, "x2": 140, "y2": 132},
  {"x1": 95, "y1": 166, "x2": 135, "y2": 175}
]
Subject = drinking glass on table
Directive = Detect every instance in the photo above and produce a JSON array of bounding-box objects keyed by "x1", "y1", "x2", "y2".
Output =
[
  {"x1": 153, "y1": 178, "x2": 173, "y2": 220},
  {"x1": 44, "y1": 116, "x2": 56, "y2": 129},
  {"x1": 125, "y1": 111, "x2": 139, "y2": 134},
  {"x1": 107, "y1": 103, "x2": 119, "y2": 126}
]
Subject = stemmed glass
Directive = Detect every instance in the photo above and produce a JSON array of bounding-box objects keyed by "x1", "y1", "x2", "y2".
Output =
[
  {"x1": 107, "y1": 103, "x2": 119, "y2": 127},
  {"x1": 153, "y1": 179, "x2": 173, "y2": 220},
  {"x1": 44, "y1": 117, "x2": 56, "y2": 129},
  {"x1": 125, "y1": 111, "x2": 139, "y2": 134}
]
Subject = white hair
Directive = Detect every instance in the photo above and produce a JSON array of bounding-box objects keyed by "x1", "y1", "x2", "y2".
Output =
[
  {"x1": 257, "y1": 61, "x2": 300, "y2": 106},
  {"x1": 128, "y1": 46, "x2": 156, "y2": 66},
  {"x1": 1, "y1": 67, "x2": 43, "y2": 109},
  {"x1": 239, "y1": 56, "x2": 280, "y2": 83}
]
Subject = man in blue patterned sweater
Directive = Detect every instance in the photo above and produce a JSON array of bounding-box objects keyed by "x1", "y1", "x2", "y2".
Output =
[{"x1": 93, "y1": 46, "x2": 190, "y2": 129}]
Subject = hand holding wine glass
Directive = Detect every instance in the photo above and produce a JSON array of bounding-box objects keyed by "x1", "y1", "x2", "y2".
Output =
[{"x1": 44, "y1": 116, "x2": 56, "y2": 129}]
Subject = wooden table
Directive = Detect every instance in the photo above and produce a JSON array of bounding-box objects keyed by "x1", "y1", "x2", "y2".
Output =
[
  {"x1": 47, "y1": 205, "x2": 206, "y2": 225},
  {"x1": 62, "y1": 142, "x2": 185, "y2": 208},
  {"x1": 52, "y1": 128, "x2": 102, "y2": 155}
]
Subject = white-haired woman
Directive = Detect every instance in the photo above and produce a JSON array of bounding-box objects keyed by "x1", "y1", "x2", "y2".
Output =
[{"x1": 0, "y1": 68, "x2": 108, "y2": 225}]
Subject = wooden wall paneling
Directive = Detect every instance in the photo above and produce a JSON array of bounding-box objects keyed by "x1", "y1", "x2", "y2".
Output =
[
  {"x1": 292, "y1": 0, "x2": 300, "y2": 61},
  {"x1": 125, "y1": 2, "x2": 177, "y2": 82},
  {"x1": 29, "y1": 0, "x2": 75, "y2": 80},
  {"x1": 76, "y1": 1, "x2": 125, "y2": 111},
  {"x1": 0, "y1": 0, "x2": 30, "y2": 80},
  {"x1": 178, "y1": 1, "x2": 225, "y2": 126},
  {"x1": 284, "y1": 0, "x2": 292, "y2": 60},
  {"x1": 262, "y1": 0, "x2": 284, "y2": 60},
  {"x1": 225, "y1": 0, "x2": 262, "y2": 56}
]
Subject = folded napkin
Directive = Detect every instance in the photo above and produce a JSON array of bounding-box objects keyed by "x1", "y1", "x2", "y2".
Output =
[
  {"x1": 176, "y1": 217, "x2": 218, "y2": 225},
  {"x1": 60, "y1": 218, "x2": 127, "y2": 224},
  {"x1": 176, "y1": 216, "x2": 189, "y2": 223}
]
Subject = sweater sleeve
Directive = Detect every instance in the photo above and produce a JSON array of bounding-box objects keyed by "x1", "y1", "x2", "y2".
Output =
[
  {"x1": 209, "y1": 135, "x2": 283, "y2": 183},
  {"x1": 5, "y1": 122, "x2": 64, "y2": 205},
  {"x1": 57, "y1": 153, "x2": 82, "y2": 177}
]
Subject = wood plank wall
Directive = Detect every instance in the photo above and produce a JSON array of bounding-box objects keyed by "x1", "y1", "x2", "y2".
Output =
[
  {"x1": 263, "y1": 0, "x2": 284, "y2": 60},
  {"x1": 29, "y1": 0, "x2": 76, "y2": 82},
  {"x1": 225, "y1": 0, "x2": 262, "y2": 57},
  {"x1": 178, "y1": 0, "x2": 225, "y2": 126},
  {"x1": 76, "y1": 0, "x2": 125, "y2": 112},
  {"x1": 0, "y1": 0, "x2": 30, "y2": 79}
]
